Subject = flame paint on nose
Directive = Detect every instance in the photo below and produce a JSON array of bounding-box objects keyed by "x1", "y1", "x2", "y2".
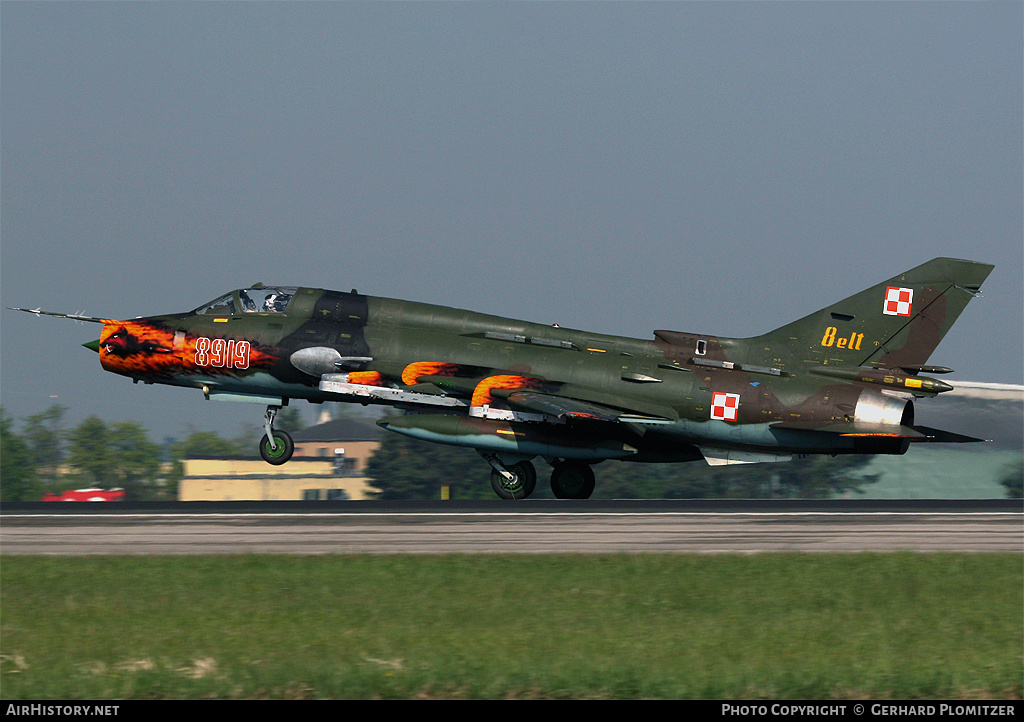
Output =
[
  {"x1": 93, "y1": 319, "x2": 281, "y2": 380},
  {"x1": 96, "y1": 320, "x2": 178, "y2": 378}
]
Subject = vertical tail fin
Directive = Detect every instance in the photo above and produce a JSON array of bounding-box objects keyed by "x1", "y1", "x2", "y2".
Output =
[{"x1": 749, "y1": 258, "x2": 994, "y2": 372}]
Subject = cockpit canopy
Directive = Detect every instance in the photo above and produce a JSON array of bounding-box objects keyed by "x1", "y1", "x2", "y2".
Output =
[{"x1": 194, "y1": 286, "x2": 298, "y2": 316}]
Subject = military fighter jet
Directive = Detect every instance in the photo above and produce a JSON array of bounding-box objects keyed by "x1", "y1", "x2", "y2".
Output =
[{"x1": 11, "y1": 257, "x2": 993, "y2": 499}]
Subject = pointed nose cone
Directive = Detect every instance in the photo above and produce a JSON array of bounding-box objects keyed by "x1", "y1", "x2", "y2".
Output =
[{"x1": 83, "y1": 339, "x2": 101, "y2": 353}]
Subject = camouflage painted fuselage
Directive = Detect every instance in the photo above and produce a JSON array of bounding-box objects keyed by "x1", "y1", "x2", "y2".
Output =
[{"x1": 91, "y1": 258, "x2": 993, "y2": 466}]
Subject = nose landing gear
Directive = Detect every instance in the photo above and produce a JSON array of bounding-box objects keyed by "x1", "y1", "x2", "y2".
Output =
[
  {"x1": 480, "y1": 453, "x2": 537, "y2": 499},
  {"x1": 259, "y1": 405, "x2": 294, "y2": 465}
]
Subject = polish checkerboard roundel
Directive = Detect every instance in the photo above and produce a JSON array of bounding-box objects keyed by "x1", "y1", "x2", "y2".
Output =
[
  {"x1": 883, "y1": 286, "x2": 913, "y2": 316},
  {"x1": 711, "y1": 392, "x2": 740, "y2": 421}
]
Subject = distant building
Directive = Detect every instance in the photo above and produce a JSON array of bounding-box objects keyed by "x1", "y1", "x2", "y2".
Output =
[
  {"x1": 178, "y1": 416, "x2": 383, "y2": 502},
  {"x1": 290, "y1": 417, "x2": 382, "y2": 474},
  {"x1": 178, "y1": 457, "x2": 377, "y2": 501}
]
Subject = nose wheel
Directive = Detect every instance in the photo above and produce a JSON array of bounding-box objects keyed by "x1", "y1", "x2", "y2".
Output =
[
  {"x1": 480, "y1": 453, "x2": 537, "y2": 499},
  {"x1": 259, "y1": 405, "x2": 294, "y2": 465}
]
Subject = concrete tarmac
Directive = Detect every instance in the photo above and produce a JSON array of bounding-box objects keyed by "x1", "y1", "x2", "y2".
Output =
[{"x1": 2, "y1": 500, "x2": 1020, "y2": 554}]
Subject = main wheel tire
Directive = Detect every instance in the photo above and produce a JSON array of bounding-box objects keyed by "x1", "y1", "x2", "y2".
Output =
[
  {"x1": 550, "y1": 461, "x2": 595, "y2": 499},
  {"x1": 259, "y1": 430, "x2": 294, "y2": 465},
  {"x1": 490, "y1": 460, "x2": 537, "y2": 500}
]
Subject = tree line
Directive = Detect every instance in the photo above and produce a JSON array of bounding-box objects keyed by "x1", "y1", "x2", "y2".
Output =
[
  {"x1": 0, "y1": 404, "x2": 303, "y2": 502},
  {"x1": 5, "y1": 404, "x2": 1019, "y2": 501}
]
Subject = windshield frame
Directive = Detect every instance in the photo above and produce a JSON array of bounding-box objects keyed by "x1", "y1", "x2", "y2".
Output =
[{"x1": 193, "y1": 287, "x2": 298, "y2": 316}]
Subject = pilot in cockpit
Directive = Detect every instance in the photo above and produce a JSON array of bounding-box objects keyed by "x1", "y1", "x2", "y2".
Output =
[{"x1": 265, "y1": 293, "x2": 283, "y2": 312}]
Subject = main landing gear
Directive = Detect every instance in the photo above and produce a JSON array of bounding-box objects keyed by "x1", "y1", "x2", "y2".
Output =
[
  {"x1": 481, "y1": 454, "x2": 595, "y2": 500},
  {"x1": 259, "y1": 405, "x2": 294, "y2": 465},
  {"x1": 549, "y1": 460, "x2": 596, "y2": 500}
]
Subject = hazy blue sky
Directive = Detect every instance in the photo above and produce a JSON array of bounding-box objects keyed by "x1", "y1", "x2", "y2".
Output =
[{"x1": 2, "y1": 1, "x2": 1021, "y2": 442}]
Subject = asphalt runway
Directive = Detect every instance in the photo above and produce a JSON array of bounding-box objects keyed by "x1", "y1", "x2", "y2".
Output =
[{"x1": 2, "y1": 500, "x2": 1020, "y2": 554}]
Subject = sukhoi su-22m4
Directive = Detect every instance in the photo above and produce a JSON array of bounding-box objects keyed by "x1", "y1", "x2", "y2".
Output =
[{"x1": 12, "y1": 257, "x2": 993, "y2": 499}]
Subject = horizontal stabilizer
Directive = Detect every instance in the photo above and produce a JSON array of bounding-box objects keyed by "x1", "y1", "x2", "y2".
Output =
[
  {"x1": 910, "y1": 425, "x2": 986, "y2": 444},
  {"x1": 772, "y1": 420, "x2": 984, "y2": 443}
]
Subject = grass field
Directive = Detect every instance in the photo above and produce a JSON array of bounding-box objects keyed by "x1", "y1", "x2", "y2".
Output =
[{"x1": 1, "y1": 553, "x2": 1020, "y2": 699}]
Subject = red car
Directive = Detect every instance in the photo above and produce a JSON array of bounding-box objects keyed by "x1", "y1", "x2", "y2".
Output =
[{"x1": 41, "y1": 488, "x2": 125, "y2": 502}]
